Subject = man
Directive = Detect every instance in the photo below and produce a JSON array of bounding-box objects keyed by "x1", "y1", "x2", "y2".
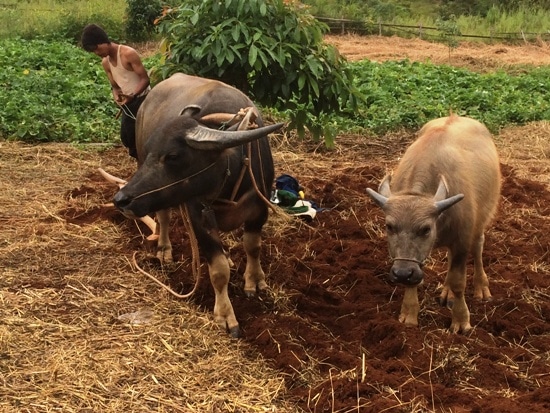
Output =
[{"x1": 81, "y1": 24, "x2": 150, "y2": 158}]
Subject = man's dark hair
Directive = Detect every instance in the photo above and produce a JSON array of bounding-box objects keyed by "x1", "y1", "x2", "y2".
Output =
[{"x1": 81, "y1": 24, "x2": 110, "y2": 52}]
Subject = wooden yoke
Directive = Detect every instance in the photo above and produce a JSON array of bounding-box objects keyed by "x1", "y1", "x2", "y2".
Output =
[{"x1": 199, "y1": 107, "x2": 258, "y2": 130}]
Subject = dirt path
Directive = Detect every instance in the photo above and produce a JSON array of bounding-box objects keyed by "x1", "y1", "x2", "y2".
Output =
[{"x1": 325, "y1": 34, "x2": 550, "y2": 71}]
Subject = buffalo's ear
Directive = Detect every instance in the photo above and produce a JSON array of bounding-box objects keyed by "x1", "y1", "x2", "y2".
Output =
[
  {"x1": 179, "y1": 104, "x2": 202, "y2": 117},
  {"x1": 378, "y1": 175, "x2": 392, "y2": 197},
  {"x1": 433, "y1": 176, "x2": 449, "y2": 201}
]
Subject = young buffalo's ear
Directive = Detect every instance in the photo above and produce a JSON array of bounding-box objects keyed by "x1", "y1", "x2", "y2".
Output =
[
  {"x1": 378, "y1": 174, "x2": 392, "y2": 198},
  {"x1": 433, "y1": 176, "x2": 449, "y2": 201}
]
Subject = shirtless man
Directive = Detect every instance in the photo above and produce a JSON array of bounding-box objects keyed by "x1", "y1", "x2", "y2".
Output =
[{"x1": 81, "y1": 24, "x2": 150, "y2": 158}]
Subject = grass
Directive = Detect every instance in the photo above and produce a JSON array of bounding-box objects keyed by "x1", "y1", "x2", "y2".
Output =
[
  {"x1": 306, "y1": 1, "x2": 550, "y2": 42},
  {"x1": 397, "y1": 5, "x2": 550, "y2": 40},
  {"x1": 0, "y1": 0, "x2": 126, "y2": 40}
]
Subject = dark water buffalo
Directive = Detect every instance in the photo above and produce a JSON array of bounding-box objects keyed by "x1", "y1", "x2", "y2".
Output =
[
  {"x1": 366, "y1": 115, "x2": 501, "y2": 333},
  {"x1": 113, "y1": 73, "x2": 283, "y2": 337}
]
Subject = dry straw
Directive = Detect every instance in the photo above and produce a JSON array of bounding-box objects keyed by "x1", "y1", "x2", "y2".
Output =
[{"x1": 0, "y1": 142, "x2": 296, "y2": 413}]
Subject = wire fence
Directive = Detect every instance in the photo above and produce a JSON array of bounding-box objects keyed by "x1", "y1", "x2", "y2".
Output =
[{"x1": 317, "y1": 17, "x2": 550, "y2": 43}]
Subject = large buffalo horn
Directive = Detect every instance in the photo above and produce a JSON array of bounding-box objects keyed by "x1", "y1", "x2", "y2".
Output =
[{"x1": 185, "y1": 122, "x2": 285, "y2": 150}]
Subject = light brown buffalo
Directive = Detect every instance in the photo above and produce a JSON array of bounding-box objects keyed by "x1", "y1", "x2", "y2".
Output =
[{"x1": 366, "y1": 115, "x2": 501, "y2": 333}]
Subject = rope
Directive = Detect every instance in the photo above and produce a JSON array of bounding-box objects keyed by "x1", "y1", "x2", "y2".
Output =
[
  {"x1": 132, "y1": 161, "x2": 218, "y2": 200},
  {"x1": 392, "y1": 257, "x2": 425, "y2": 267},
  {"x1": 180, "y1": 203, "x2": 202, "y2": 294},
  {"x1": 246, "y1": 141, "x2": 277, "y2": 213},
  {"x1": 131, "y1": 204, "x2": 202, "y2": 299},
  {"x1": 120, "y1": 104, "x2": 137, "y2": 120}
]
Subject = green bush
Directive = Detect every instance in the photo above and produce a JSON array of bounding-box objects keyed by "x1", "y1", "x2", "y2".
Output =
[
  {"x1": 125, "y1": 0, "x2": 163, "y2": 41},
  {"x1": 52, "y1": 15, "x2": 125, "y2": 44},
  {"x1": 155, "y1": 0, "x2": 360, "y2": 147}
]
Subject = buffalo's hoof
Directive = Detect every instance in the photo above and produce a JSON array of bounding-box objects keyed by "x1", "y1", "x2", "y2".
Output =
[
  {"x1": 244, "y1": 289, "x2": 256, "y2": 298},
  {"x1": 228, "y1": 325, "x2": 240, "y2": 338},
  {"x1": 398, "y1": 313, "x2": 419, "y2": 327},
  {"x1": 449, "y1": 322, "x2": 473, "y2": 335}
]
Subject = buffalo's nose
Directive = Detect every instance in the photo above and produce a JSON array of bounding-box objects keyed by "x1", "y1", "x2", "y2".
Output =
[
  {"x1": 113, "y1": 191, "x2": 131, "y2": 210},
  {"x1": 389, "y1": 263, "x2": 423, "y2": 285},
  {"x1": 390, "y1": 266, "x2": 414, "y2": 282}
]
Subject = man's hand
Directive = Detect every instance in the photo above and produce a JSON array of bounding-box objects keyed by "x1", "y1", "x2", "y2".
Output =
[{"x1": 117, "y1": 93, "x2": 134, "y2": 105}]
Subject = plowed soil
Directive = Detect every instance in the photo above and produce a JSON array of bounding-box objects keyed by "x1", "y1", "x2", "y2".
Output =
[{"x1": 80, "y1": 36, "x2": 550, "y2": 412}]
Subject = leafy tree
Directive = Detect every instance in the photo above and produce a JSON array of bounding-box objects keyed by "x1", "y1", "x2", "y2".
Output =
[
  {"x1": 436, "y1": 15, "x2": 460, "y2": 60},
  {"x1": 155, "y1": 0, "x2": 361, "y2": 147}
]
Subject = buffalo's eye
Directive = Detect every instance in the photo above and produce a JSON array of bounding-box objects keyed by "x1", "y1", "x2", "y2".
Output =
[
  {"x1": 163, "y1": 153, "x2": 180, "y2": 163},
  {"x1": 386, "y1": 223, "x2": 396, "y2": 234},
  {"x1": 417, "y1": 226, "x2": 431, "y2": 237}
]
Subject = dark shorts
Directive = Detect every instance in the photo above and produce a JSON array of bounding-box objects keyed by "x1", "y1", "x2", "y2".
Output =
[{"x1": 120, "y1": 94, "x2": 147, "y2": 158}]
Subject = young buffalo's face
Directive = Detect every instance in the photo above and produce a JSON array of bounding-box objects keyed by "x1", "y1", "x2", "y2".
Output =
[
  {"x1": 382, "y1": 196, "x2": 439, "y2": 285},
  {"x1": 366, "y1": 177, "x2": 464, "y2": 286}
]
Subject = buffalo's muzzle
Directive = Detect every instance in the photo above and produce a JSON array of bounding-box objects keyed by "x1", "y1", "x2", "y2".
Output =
[
  {"x1": 113, "y1": 191, "x2": 144, "y2": 219},
  {"x1": 113, "y1": 190, "x2": 131, "y2": 210},
  {"x1": 389, "y1": 262, "x2": 424, "y2": 285}
]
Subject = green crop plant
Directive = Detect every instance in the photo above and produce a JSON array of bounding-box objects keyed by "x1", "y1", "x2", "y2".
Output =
[
  {"x1": 1, "y1": 37, "x2": 550, "y2": 145},
  {"x1": 0, "y1": 38, "x2": 158, "y2": 143}
]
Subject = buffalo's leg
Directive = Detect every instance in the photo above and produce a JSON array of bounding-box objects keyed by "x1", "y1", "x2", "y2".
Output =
[
  {"x1": 399, "y1": 286, "x2": 419, "y2": 326},
  {"x1": 439, "y1": 249, "x2": 457, "y2": 308},
  {"x1": 208, "y1": 253, "x2": 239, "y2": 337},
  {"x1": 156, "y1": 209, "x2": 173, "y2": 263},
  {"x1": 242, "y1": 231, "x2": 267, "y2": 296},
  {"x1": 441, "y1": 251, "x2": 471, "y2": 333},
  {"x1": 472, "y1": 233, "x2": 492, "y2": 300}
]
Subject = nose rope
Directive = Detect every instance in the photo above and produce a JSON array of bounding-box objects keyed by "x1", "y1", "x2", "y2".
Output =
[
  {"x1": 392, "y1": 257, "x2": 425, "y2": 267},
  {"x1": 132, "y1": 161, "x2": 218, "y2": 201}
]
